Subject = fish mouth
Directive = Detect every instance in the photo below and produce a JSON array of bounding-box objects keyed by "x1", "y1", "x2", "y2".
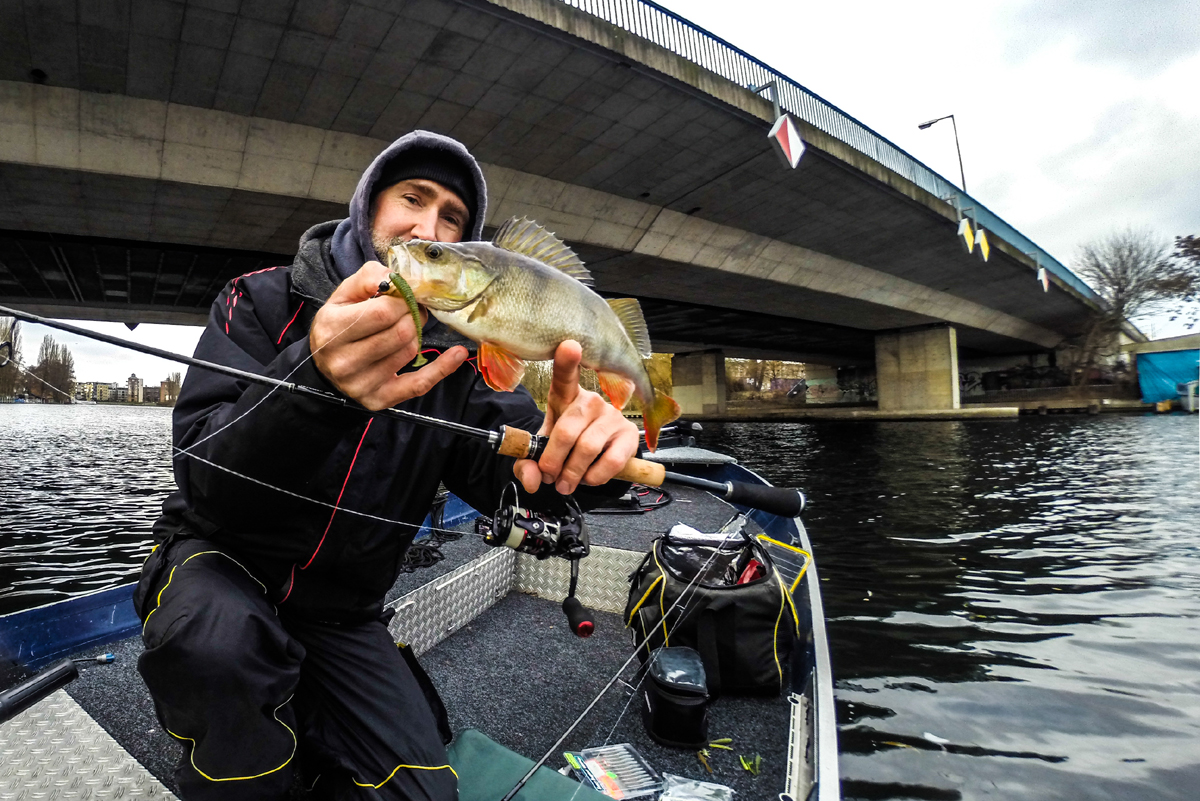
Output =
[{"x1": 386, "y1": 242, "x2": 420, "y2": 285}]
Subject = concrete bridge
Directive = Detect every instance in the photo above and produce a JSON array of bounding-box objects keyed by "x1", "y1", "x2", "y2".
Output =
[{"x1": 0, "y1": 0, "x2": 1109, "y2": 415}]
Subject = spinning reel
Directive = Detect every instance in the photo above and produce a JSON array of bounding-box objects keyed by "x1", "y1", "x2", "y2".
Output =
[{"x1": 476, "y1": 483, "x2": 594, "y2": 637}]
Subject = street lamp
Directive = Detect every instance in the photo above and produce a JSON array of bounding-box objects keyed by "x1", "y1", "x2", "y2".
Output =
[{"x1": 918, "y1": 114, "x2": 966, "y2": 193}]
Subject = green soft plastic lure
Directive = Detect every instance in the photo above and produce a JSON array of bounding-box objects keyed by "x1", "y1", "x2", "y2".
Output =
[{"x1": 385, "y1": 272, "x2": 427, "y2": 367}]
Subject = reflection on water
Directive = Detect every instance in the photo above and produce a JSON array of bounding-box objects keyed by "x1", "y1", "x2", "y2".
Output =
[
  {"x1": 0, "y1": 404, "x2": 174, "y2": 616},
  {"x1": 696, "y1": 417, "x2": 1200, "y2": 801},
  {"x1": 3, "y1": 405, "x2": 1199, "y2": 799}
]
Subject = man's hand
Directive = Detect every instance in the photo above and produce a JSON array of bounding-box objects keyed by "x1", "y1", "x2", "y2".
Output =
[
  {"x1": 514, "y1": 340, "x2": 640, "y2": 495},
  {"x1": 310, "y1": 261, "x2": 467, "y2": 411}
]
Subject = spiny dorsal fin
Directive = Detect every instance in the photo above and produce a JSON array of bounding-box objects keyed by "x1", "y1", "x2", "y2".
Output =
[
  {"x1": 493, "y1": 217, "x2": 592, "y2": 286},
  {"x1": 606, "y1": 298, "x2": 651, "y2": 358}
]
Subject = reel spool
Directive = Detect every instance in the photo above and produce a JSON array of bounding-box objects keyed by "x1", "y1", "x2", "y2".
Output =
[{"x1": 477, "y1": 485, "x2": 594, "y2": 637}]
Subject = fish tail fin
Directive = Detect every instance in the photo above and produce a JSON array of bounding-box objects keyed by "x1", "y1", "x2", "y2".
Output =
[{"x1": 641, "y1": 390, "x2": 681, "y2": 453}]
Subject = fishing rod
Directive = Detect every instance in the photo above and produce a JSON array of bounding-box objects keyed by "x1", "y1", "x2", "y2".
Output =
[{"x1": 0, "y1": 303, "x2": 805, "y2": 518}]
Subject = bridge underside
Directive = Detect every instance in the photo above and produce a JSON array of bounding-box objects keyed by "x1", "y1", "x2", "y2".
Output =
[
  {"x1": 0, "y1": 221, "x2": 1047, "y2": 366},
  {"x1": 0, "y1": 0, "x2": 1098, "y2": 366}
]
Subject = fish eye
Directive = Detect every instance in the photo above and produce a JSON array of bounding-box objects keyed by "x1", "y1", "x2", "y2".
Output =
[{"x1": 427, "y1": 244, "x2": 443, "y2": 259}]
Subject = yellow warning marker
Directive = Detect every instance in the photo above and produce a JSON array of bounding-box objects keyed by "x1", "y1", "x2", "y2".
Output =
[
  {"x1": 957, "y1": 218, "x2": 975, "y2": 253},
  {"x1": 977, "y1": 227, "x2": 990, "y2": 261}
]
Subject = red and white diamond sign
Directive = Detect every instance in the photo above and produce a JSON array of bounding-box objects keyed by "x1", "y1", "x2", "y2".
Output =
[{"x1": 769, "y1": 113, "x2": 805, "y2": 169}]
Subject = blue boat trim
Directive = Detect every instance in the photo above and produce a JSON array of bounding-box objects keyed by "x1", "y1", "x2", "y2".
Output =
[{"x1": 0, "y1": 583, "x2": 139, "y2": 671}]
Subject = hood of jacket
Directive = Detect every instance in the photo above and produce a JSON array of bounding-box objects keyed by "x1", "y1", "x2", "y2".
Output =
[{"x1": 328, "y1": 130, "x2": 488, "y2": 282}]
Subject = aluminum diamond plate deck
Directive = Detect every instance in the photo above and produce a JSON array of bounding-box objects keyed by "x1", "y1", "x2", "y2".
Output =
[
  {"x1": 515, "y1": 546, "x2": 646, "y2": 614},
  {"x1": 0, "y1": 689, "x2": 176, "y2": 800},
  {"x1": 386, "y1": 548, "x2": 515, "y2": 657}
]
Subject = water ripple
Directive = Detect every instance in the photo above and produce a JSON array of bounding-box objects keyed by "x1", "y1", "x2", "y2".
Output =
[
  {"x1": 697, "y1": 416, "x2": 1200, "y2": 801},
  {"x1": 1, "y1": 405, "x2": 174, "y2": 615}
]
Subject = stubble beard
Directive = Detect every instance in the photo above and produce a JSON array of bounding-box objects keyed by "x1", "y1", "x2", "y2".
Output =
[{"x1": 372, "y1": 232, "x2": 407, "y2": 264}]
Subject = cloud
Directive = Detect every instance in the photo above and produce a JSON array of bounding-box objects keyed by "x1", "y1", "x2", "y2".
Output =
[
  {"x1": 1020, "y1": 100, "x2": 1200, "y2": 253},
  {"x1": 1004, "y1": 0, "x2": 1200, "y2": 77}
]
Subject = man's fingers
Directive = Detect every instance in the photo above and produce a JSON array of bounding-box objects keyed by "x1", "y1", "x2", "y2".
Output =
[
  {"x1": 317, "y1": 314, "x2": 418, "y2": 382},
  {"x1": 358, "y1": 346, "x2": 468, "y2": 411},
  {"x1": 535, "y1": 396, "x2": 592, "y2": 484},
  {"x1": 513, "y1": 459, "x2": 543, "y2": 494},
  {"x1": 546, "y1": 340, "x2": 583, "y2": 417},
  {"x1": 582, "y1": 428, "x2": 639, "y2": 487},
  {"x1": 555, "y1": 416, "x2": 621, "y2": 495},
  {"x1": 327, "y1": 260, "x2": 391, "y2": 306},
  {"x1": 332, "y1": 336, "x2": 420, "y2": 402},
  {"x1": 537, "y1": 391, "x2": 618, "y2": 493}
]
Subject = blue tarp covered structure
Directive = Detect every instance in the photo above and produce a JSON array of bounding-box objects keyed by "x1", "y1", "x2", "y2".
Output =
[{"x1": 1136, "y1": 350, "x2": 1200, "y2": 403}]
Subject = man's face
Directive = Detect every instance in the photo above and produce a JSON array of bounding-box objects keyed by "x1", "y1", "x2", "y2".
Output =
[{"x1": 371, "y1": 178, "x2": 470, "y2": 260}]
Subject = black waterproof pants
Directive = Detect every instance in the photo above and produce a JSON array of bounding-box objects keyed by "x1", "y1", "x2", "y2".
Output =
[{"x1": 135, "y1": 538, "x2": 457, "y2": 801}]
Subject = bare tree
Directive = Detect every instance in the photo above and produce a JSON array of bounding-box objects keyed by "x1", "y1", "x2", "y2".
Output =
[
  {"x1": 0, "y1": 318, "x2": 20, "y2": 398},
  {"x1": 519, "y1": 361, "x2": 552, "y2": 408},
  {"x1": 1069, "y1": 229, "x2": 1200, "y2": 384},
  {"x1": 27, "y1": 335, "x2": 76, "y2": 402},
  {"x1": 163, "y1": 371, "x2": 183, "y2": 405},
  {"x1": 1078, "y1": 229, "x2": 1199, "y2": 326},
  {"x1": 1172, "y1": 234, "x2": 1200, "y2": 313}
]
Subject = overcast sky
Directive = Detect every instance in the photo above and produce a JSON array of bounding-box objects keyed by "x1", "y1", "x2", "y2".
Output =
[
  {"x1": 655, "y1": 0, "x2": 1199, "y2": 338},
  {"x1": 11, "y1": 321, "x2": 205, "y2": 387},
  {"x1": 14, "y1": 0, "x2": 1200, "y2": 380}
]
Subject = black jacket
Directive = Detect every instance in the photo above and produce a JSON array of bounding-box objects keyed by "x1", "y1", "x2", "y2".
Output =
[{"x1": 155, "y1": 221, "x2": 613, "y2": 623}]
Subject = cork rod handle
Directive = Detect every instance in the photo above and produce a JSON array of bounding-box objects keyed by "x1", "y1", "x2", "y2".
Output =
[
  {"x1": 497, "y1": 426, "x2": 666, "y2": 487},
  {"x1": 614, "y1": 457, "x2": 666, "y2": 486}
]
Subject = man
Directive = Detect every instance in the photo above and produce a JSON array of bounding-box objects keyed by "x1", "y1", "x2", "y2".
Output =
[{"x1": 135, "y1": 131, "x2": 639, "y2": 800}]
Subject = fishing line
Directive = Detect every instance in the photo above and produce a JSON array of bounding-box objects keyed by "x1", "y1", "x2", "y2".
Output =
[
  {"x1": 587, "y1": 531, "x2": 737, "y2": 765},
  {"x1": 170, "y1": 305, "x2": 372, "y2": 461},
  {"x1": 5, "y1": 355, "x2": 76, "y2": 402},
  {"x1": 172, "y1": 449, "x2": 469, "y2": 538}
]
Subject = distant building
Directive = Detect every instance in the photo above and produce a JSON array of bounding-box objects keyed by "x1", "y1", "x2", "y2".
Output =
[
  {"x1": 75, "y1": 381, "x2": 117, "y2": 401},
  {"x1": 113, "y1": 386, "x2": 128, "y2": 402},
  {"x1": 128, "y1": 374, "x2": 143, "y2": 403},
  {"x1": 160, "y1": 380, "x2": 178, "y2": 405},
  {"x1": 143, "y1": 385, "x2": 160, "y2": 403}
]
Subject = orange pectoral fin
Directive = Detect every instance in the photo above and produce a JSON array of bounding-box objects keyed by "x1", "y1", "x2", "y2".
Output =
[
  {"x1": 478, "y1": 342, "x2": 527, "y2": 392},
  {"x1": 596, "y1": 371, "x2": 635, "y2": 410}
]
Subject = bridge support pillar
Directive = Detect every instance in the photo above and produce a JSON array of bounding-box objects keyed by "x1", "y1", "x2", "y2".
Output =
[
  {"x1": 671, "y1": 350, "x2": 726, "y2": 416},
  {"x1": 876, "y1": 326, "x2": 960, "y2": 411}
]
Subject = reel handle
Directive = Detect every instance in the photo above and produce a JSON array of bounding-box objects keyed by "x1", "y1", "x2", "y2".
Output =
[{"x1": 562, "y1": 596, "x2": 594, "y2": 638}]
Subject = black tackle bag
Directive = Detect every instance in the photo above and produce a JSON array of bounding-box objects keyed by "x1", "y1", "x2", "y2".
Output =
[{"x1": 624, "y1": 523, "x2": 802, "y2": 696}]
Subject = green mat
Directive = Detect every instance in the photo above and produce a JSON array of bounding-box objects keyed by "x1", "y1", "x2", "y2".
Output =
[{"x1": 447, "y1": 729, "x2": 611, "y2": 801}]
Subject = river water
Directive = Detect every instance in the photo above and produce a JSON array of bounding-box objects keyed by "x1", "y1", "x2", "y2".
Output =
[{"x1": 2, "y1": 405, "x2": 1198, "y2": 799}]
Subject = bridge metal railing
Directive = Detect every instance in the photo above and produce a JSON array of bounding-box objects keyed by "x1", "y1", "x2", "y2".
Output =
[{"x1": 558, "y1": 0, "x2": 1098, "y2": 302}]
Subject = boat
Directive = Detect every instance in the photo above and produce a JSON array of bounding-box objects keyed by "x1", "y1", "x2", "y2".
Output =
[{"x1": 0, "y1": 427, "x2": 838, "y2": 801}]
